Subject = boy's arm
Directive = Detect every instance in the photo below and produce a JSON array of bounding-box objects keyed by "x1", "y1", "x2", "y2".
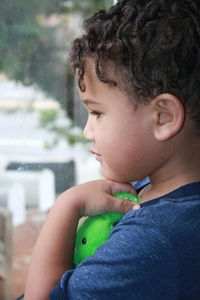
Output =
[
  {"x1": 24, "y1": 179, "x2": 138, "y2": 300},
  {"x1": 50, "y1": 211, "x2": 179, "y2": 300}
]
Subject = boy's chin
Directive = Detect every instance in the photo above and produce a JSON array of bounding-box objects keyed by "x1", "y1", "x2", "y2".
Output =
[{"x1": 101, "y1": 169, "x2": 132, "y2": 183}]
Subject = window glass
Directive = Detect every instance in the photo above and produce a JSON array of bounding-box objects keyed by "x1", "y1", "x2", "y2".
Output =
[{"x1": 0, "y1": 0, "x2": 113, "y2": 298}]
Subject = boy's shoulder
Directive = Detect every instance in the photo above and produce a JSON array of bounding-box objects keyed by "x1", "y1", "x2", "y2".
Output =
[
  {"x1": 128, "y1": 180, "x2": 200, "y2": 230},
  {"x1": 112, "y1": 181, "x2": 200, "y2": 299}
]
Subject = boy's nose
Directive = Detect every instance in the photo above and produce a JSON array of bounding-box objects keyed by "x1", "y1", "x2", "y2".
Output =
[{"x1": 83, "y1": 121, "x2": 95, "y2": 141}]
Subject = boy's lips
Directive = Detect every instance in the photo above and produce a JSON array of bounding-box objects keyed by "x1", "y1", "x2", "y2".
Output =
[{"x1": 90, "y1": 149, "x2": 102, "y2": 161}]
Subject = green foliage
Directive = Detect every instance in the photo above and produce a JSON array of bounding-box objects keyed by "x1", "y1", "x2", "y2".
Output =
[
  {"x1": 49, "y1": 125, "x2": 88, "y2": 145},
  {"x1": 38, "y1": 111, "x2": 88, "y2": 148},
  {"x1": 39, "y1": 109, "x2": 59, "y2": 127},
  {"x1": 0, "y1": 0, "x2": 113, "y2": 117},
  {"x1": 62, "y1": 0, "x2": 114, "y2": 16},
  {"x1": 0, "y1": 0, "x2": 66, "y2": 102},
  {"x1": 43, "y1": 137, "x2": 59, "y2": 149},
  {"x1": 4, "y1": 107, "x2": 20, "y2": 114},
  {"x1": 67, "y1": 133, "x2": 88, "y2": 145}
]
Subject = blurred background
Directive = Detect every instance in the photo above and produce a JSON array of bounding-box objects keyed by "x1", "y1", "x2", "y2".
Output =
[{"x1": 0, "y1": 0, "x2": 113, "y2": 298}]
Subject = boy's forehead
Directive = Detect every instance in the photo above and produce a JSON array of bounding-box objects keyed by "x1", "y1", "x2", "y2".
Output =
[
  {"x1": 76, "y1": 56, "x2": 135, "y2": 106},
  {"x1": 80, "y1": 57, "x2": 116, "y2": 82},
  {"x1": 83, "y1": 59, "x2": 97, "y2": 82},
  {"x1": 77, "y1": 59, "x2": 115, "y2": 94}
]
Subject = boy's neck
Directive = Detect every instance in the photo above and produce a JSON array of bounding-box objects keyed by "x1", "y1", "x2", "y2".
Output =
[
  {"x1": 139, "y1": 133, "x2": 200, "y2": 203},
  {"x1": 139, "y1": 176, "x2": 200, "y2": 203}
]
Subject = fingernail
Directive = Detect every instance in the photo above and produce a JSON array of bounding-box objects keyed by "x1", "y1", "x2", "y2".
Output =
[{"x1": 132, "y1": 204, "x2": 140, "y2": 210}]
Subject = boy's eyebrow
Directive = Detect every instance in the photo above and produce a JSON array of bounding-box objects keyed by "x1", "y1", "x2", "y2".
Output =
[{"x1": 81, "y1": 98, "x2": 101, "y2": 105}]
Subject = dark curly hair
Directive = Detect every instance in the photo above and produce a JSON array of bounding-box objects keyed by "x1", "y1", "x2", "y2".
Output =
[{"x1": 70, "y1": 0, "x2": 200, "y2": 126}]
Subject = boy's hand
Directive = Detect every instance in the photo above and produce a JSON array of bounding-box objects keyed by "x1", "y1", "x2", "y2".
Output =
[
  {"x1": 24, "y1": 179, "x2": 140, "y2": 299},
  {"x1": 61, "y1": 179, "x2": 140, "y2": 218}
]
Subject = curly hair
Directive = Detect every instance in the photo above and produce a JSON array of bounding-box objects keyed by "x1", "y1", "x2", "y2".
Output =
[{"x1": 70, "y1": 0, "x2": 200, "y2": 125}]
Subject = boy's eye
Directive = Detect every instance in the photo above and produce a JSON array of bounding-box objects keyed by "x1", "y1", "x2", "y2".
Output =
[{"x1": 89, "y1": 111, "x2": 101, "y2": 119}]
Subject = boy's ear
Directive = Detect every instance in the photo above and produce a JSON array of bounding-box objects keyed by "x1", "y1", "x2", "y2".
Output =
[{"x1": 151, "y1": 93, "x2": 185, "y2": 141}]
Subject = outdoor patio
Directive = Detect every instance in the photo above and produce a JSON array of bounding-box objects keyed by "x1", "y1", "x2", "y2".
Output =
[{"x1": 12, "y1": 210, "x2": 46, "y2": 299}]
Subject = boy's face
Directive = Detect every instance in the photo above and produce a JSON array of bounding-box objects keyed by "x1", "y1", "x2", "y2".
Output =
[{"x1": 77, "y1": 60, "x2": 161, "y2": 182}]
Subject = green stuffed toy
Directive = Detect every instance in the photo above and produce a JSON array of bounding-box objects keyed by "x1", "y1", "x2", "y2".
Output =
[{"x1": 73, "y1": 192, "x2": 141, "y2": 267}]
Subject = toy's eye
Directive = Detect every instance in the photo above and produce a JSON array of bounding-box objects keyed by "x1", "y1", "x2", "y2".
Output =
[{"x1": 82, "y1": 238, "x2": 87, "y2": 244}]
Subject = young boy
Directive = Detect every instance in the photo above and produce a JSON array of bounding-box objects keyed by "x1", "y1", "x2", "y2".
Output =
[{"x1": 24, "y1": 0, "x2": 200, "y2": 299}]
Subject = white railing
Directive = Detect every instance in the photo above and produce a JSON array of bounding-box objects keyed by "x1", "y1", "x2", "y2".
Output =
[
  {"x1": 0, "y1": 183, "x2": 25, "y2": 226},
  {"x1": 0, "y1": 169, "x2": 55, "y2": 226}
]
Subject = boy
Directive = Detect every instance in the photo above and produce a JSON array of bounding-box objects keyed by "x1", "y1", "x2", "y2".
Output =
[{"x1": 24, "y1": 0, "x2": 200, "y2": 299}]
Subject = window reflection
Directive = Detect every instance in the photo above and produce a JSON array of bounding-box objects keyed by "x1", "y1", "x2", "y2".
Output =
[{"x1": 0, "y1": 1, "x2": 112, "y2": 298}]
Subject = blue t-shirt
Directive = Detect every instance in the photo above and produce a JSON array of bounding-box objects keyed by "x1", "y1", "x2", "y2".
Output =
[{"x1": 49, "y1": 182, "x2": 200, "y2": 300}]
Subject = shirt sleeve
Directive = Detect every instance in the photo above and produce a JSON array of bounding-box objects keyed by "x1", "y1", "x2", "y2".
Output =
[{"x1": 49, "y1": 209, "x2": 179, "y2": 300}]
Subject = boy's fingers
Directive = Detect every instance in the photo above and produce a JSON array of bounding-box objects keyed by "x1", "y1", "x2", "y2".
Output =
[
  {"x1": 120, "y1": 199, "x2": 141, "y2": 213},
  {"x1": 108, "y1": 196, "x2": 141, "y2": 214},
  {"x1": 109, "y1": 181, "x2": 137, "y2": 195}
]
